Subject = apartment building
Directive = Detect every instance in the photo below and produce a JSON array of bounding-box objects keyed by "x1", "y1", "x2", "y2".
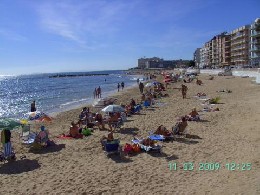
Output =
[
  {"x1": 230, "y1": 25, "x2": 250, "y2": 66},
  {"x1": 221, "y1": 34, "x2": 231, "y2": 66},
  {"x1": 193, "y1": 48, "x2": 201, "y2": 68},
  {"x1": 250, "y1": 18, "x2": 260, "y2": 67}
]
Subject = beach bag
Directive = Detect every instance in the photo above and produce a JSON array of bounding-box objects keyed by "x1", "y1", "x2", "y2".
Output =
[
  {"x1": 132, "y1": 144, "x2": 141, "y2": 153},
  {"x1": 82, "y1": 128, "x2": 92, "y2": 136}
]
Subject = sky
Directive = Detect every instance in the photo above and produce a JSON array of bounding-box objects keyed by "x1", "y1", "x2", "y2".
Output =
[{"x1": 0, "y1": 0, "x2": 259, "y2": 75}]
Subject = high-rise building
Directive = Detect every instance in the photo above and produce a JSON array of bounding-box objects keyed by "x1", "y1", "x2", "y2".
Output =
[
  {"x1": 230, "y1": 25, "x2": 250, "y2": 67},
  {"x1": 250, "y1": 18, "x2": 260, "y2": 67},
  {"x1": 194, "y1": 48, "x2": 201, "y2": 68},
  {"x1": 221, "y1": 34, "x2": 231, "y2": 66}
]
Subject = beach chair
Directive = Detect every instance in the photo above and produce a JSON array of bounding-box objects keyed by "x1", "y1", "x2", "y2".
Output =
[
  {"x1": 110, "y1": 118, "x2": 124, "y2": 131},
  {"x1": 172, "y1": 124, "x2": 188, "y2": 140},
  {"x1": 102, "y1": 139, "x2": 122, "y2": 157},
  {"x1": 20, "y1": 124, "x2": 38, "y2": 145}
]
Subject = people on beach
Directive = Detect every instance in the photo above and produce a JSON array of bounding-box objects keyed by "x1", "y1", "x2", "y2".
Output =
[
  {"x1": 117, "y1": 83, "x2": 120, "y2": 92},
  {"x1": 186, "y1": 108, "x2": 200, "y2": 121},
  {"x1": 107, "y1": 112, "x2": 121, "y2": 131},
  {"x1": 137, "y1": 78, "x2": 139, "y2": 84},
  {"x1": 93, "y1": 88, "x2": 97, "y2": 99},
  {"x1": 97, "y1": 86, "x2": 101, "y2": 98},
  {"x1": 35, "y1": 126, "x2": 49, "y2": 146},
  {"x1": 31, "y1": 100, "x2": 36, "y2": 112},
  {"x1": 196, "y1": 79, "x2": 203, "y2": 85},
  {"x1": 1, "y1": 128, "x2": 13, "y2": 159},
  {"x1": 100, "y1": 131, "x2": 114, "y2": 146},
  {"x1": 121, "y1": 82, "x2": 124, "y2": 90},
  {"x1": 173, "y1": 117, "x2": 188, "y2": 135},
  {"x1": 181, "y1": 84, "x2": 188, "y2": 99},
  {"x1": 95, "y1": 113, "x2": 105, "y2": 130},
  {"x1": 155, "y1": 125, "x2": 171, "y2": 136},
  {"x1": 139, "y1": 82, "x2": 144, "y2": 94},
  {"x1": 69, "y1": 121, "x2": 83, "y2": 139},
  {"x1": 79, "y1": 107, "x2": 89, "y2": 124}
]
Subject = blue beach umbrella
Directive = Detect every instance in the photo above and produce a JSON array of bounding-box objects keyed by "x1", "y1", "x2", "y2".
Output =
[{"x1": 0, "y1": 118, "x2": 21, "y2": 130}]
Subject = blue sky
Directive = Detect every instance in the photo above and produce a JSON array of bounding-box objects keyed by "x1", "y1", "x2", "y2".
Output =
[{"x1": 0, "y1": 0, "x2": 259, "y2": 75}]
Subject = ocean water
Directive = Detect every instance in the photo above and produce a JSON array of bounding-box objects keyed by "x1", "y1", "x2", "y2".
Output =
[{"x1": 0, "y1": 70, "x2": 144, "y2": 119}]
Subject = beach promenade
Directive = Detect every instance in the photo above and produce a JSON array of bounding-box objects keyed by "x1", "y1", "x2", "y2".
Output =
[{"x1": 1, "y1": 74, "x2": 259, "y2": 194}]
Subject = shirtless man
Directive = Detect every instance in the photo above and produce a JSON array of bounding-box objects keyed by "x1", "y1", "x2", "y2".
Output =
[{"x1": 181, "y1": 84, "x2": 188, "y2": 99}]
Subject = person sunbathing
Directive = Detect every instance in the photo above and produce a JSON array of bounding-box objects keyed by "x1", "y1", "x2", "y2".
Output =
[
  {"x1": 142, "y1": 138, "x2": 155, "y2": 146},
  {"x1": 34, "y1": 126, "x2": 49, "y2": 146},
  {"x1": 69, "y1": 121, "x2": 83, "y2": 139},
  {"x1": 173, "y1": 117, "x2": 188, "y2": 135},
  {"x1": 141, "y1": 94, "x2": 146, "y2": 103},
  {"x1": 95, "y1": 113, "x2": 105, "y2": 130},
  {"x1": 155, "y1": 125, "x2": 171, "y2": 136},
  {"x1": 107, "y1": 112, "x2": 120, "y2": 131},
  {"x1": 196, "y1": 79, "x2": 203, "y2": 85},
  {"x1": 100, "y1": 131, "x2": 114, "y2": 146},
  {"x1": 186, "y1": 108, "x2": 200, "y2": 121},
  {"x1": 197, "y1": 92, "x2": 206, "y2": 97},
  {"x1": 203, "y1": 107, "x2": 220, "y2": 112}
]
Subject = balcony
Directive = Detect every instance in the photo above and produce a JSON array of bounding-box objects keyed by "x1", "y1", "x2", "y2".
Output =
[
  {"x1": 251, "y1": 31, "x2": 260, "y2": 37},
  {"x1": 250, "y1": 46, "x2": 260, "y2": 52}
]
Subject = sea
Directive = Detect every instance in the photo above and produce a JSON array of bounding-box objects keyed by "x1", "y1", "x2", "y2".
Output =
[{"x1": 0, "y1": 70, "x2": 145, "y2": 119}]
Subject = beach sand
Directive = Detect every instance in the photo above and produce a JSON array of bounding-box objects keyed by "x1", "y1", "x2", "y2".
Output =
[{"x1": 1, "y1": 74, "x2": 259, "y2": 195}]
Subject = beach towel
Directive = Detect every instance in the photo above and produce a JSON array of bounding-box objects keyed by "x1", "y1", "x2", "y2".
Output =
[
  {"x1": 149, "y1": 134, "x2": 165, "y2": 141},
  {"x1": 82, "y1": 128, "x2": 92, "y2": 136},
  {"x1": 57, "y1": 135, "x2": 73, "y2": 139}
]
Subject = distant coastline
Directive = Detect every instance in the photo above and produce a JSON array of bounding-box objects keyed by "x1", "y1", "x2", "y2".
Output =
[{"x1": 49, "y1": 73, "x2": 109, "y2": 78}]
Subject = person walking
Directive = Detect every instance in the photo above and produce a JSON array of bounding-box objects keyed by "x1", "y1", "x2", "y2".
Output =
[
  {"x1": 139, "y1": 82, "x2": 144, "y2": 94},
  {"x1": 121, "y1": 82, "x2": 124, "y2": 90},
  {"x1": 117, "y1": 83, "x2": 120, "y2": 92},
  {"x1": 31, "y1": 100, "x2": 36, "y2": 112}
]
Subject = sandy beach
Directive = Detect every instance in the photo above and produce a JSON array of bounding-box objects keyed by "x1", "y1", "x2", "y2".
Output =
[{"x1": 1, "y1": 74, "x2": 259, "y2": 195}]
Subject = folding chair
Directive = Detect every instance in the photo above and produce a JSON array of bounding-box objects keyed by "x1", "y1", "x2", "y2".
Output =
[{"x1": 20, "y1": 124, "x2": 36, "y2": 144}]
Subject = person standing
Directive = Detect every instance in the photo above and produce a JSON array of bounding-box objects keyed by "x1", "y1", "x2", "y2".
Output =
[
  {"x1": 137, "y1": 78, "x2": 139, "y2": 84},
  {"x1": 117, "y1": 83, "x2": 120, "y2": 92},
  {"x1": 1, "y1": 128, "x2": 12, "y2": 159},
  {"x1": 181, "y1": 84, "x2": 188, "y2": 99},
  {"x1": 97, "y1": 86, "x2": 101, "y2": 98},
  {"x1": 93, "y1": 88, "x2": 97, "y2": 99},
  {"x1": 31, "y1": 100, "x2": 36, "y2": 112},
  {"x1": 121, "y1": 82, "x2": 124, "y2": 90},
  {"x1": 139, "y1": 82, "x2": 144, "y2": 94}
]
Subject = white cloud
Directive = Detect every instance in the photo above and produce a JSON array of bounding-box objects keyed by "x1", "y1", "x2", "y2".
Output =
[{"x1": 35, "y1": 1, "x2": 137, "y2": 48}]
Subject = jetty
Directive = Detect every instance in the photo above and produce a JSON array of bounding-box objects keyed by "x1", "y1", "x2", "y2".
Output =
[{"x1": 49, "y1": 73, "x2": 109, "y2": 78}]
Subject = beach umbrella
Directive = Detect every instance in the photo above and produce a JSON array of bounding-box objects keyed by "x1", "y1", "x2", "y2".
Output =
[
  {"x1": 145, "y1": 82, "x2": 153, "y2": 87},
  {"x1": 101, "y1": 105, "x2": 125, "y2": 113},
  {"x1": 0, "y1": 118, "x2": 21, "y2": 130}
]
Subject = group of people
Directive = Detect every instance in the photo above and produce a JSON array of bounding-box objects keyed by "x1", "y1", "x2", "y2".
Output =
[
  {"x1": 93, "y1": 86, "x2": 102, "y2": 99},
  {"x1": 117, "y1": 82, "x2": 125, "y2": 92}
]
